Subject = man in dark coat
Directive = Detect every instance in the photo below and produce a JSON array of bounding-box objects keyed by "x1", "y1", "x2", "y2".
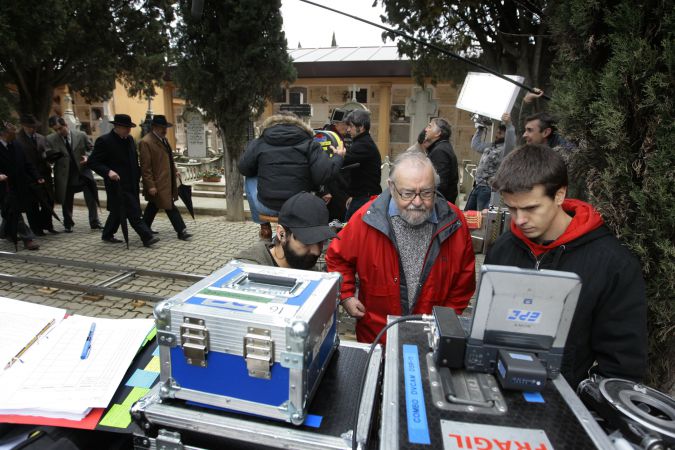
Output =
[
  {"x1": 48, "y1": 117, "x2": 101, "y2": 232},
  {"x1": 139, "y1": 115, "x2": 192, "y2": 241},
  {"x1": 424, "y1": 117, "x2": 458, "y2": 204},
  {"x1": 88, "y1": 114, "x2": 158, "y2": 247},
  {"x1": 343, "y1": 110, "x2": 382, "y2": 222},
  {"x1": 15, "y1": 114, "x2": 58, "y2": 235},
  {"x1": 0, "y1": 121, "x2": 41, "y2": 250},
  {"x1": 485, "y1": 144, "x2": 647, "y2": 389},
  {"x1": 319, "y1": 112, "x2": 350, "y2": 222}
]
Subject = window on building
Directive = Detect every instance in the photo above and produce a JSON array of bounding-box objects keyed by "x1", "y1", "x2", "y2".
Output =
[
  {"x1": 348, "y1": 88, "x2": 368, "y2": 103},
  {"x1": 289, "y1": 87, "x2": 308, "y2": 105},
  {"x1": 274, "y1": 87, "x2": 287, "y2": 103},
  {"x1": 389, "y1": 105, "x2": 411, "y2": 145}
]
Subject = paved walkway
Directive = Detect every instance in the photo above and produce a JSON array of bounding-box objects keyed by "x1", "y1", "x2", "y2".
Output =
[
  {"x1": 1, "y1": 193, "x2": 483, "y2": 341},
  {"x1": 0, "y1": 205, "x2": 260, "y2": 320}
]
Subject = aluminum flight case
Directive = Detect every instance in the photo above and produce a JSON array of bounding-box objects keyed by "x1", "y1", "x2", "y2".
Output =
[
  {"x1": 154, "y1": 261, "x2": 341, "y2": 425},
  {"x1": 380, "y1": 318, "x2": 615, "y2": 450},
  {"x1": 131, "y1": 341, "x2": 383, "y2": 450}
]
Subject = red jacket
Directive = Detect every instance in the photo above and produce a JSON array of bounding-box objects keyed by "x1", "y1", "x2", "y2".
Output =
[{"x1": 326, "y1": 191, "x2": 476, "y2": 343}]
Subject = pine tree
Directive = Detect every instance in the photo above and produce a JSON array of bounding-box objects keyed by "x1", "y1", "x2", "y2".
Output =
[
  {"x1": 549, "y1": 0, "x2": 674, "y2": 393},
  {"x1": 174, "y1": 0, "x2": 295, "y2": 221}
]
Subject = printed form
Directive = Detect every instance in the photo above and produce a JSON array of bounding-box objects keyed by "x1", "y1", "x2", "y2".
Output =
[{"x1": 0, "y1": 314, "x2": 154, "y2": 418}]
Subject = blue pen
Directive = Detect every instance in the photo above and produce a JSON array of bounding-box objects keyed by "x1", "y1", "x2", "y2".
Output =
[{"x1": 80, "y1": 322, "x2": 96, "y2": 359}]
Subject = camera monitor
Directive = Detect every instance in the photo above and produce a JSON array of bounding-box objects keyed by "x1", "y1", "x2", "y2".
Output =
[{"x1": 465, "y1": 265, "x2": 581, "y2": 378}]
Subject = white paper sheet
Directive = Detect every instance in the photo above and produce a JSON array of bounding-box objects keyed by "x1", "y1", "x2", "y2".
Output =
[
  {"x1": 0, "y1": 314, "x2": 154, "y2": 417},
  {"x1": 0, "y1": 296, "x2": 66, "y2": 370}
]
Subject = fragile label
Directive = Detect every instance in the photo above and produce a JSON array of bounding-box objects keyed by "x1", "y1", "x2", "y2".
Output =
[{"x1": 441, "y1": 420, "x2": 553, "y2": 450}]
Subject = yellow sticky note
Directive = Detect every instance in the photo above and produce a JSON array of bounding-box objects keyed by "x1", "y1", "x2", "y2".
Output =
[
  {"x1": 144, "y1": 356, "x2": 160, "y2": 373},
  {"x1": 122, "y1": 387, "x2": 150, "y2": 408},
  {"x1": 99, "y1": 404, "x2": 131, "y2": 428}
]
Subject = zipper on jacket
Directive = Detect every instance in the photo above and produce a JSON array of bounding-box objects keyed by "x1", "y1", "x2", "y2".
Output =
[{"x1": 531, "y1": 250, "x2": 545, "y2": 270}]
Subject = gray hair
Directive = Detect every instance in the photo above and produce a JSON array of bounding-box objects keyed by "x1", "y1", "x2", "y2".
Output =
[
  {"x1": 345, "y1": 109, "x2": 371, "y2": 131},
  {"x1": 388, "y1": 149, "x2": 440, "y2": 187},
  {"x1": 431, "y1": 117, "x2": 451, "y2": 141}
]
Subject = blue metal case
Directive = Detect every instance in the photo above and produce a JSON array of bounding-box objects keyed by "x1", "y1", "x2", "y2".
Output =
[{"x1": 154, "y1": 261, "x2": 341, "y2": 425}]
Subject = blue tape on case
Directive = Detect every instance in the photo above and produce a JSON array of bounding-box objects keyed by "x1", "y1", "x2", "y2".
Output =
[
  {"x1": 402, "y1": 344, "x2": 430, "y2": 444},
  {"x1": 303, "y1": 414, "x2": 323, "y2": 428},
  {"x1": 523, "y1": 391, "x2": 545, "y2": 403}
]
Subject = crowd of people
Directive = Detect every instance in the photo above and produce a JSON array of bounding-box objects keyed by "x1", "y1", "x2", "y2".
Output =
[
  {"x1": 1, "y1": 100, "x2": 648, "y2": 390},
  {"x1": 237, "y1": 103, "x2": 647, "y2": 390},
  {"x1": 0, "y1": 113, "x2": 192, "y2": 250}
]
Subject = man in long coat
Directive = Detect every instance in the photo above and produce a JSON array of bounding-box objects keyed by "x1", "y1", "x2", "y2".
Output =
[
  {"x1": 0, "y1": 121, "x2": 42, "y2": 250},
  {"x1": 15, "y1": 114, "x2": 57, "y2": 234},
  {"x1": 88, "y1": 114, "x2": 158, "y2": 247},
  {"x1": 48, "y1": 117, "x2": 101, "y2": 232},
  {"x1": 139, "y1": 115, "x2": 192, "y2": 240}
]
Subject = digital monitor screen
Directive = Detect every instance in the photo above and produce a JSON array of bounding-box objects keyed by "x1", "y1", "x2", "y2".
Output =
[{"x1": 470, "y1": 265, "x2": 581, "y2": 350}]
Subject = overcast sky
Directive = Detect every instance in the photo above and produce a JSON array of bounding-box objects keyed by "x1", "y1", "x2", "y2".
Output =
[{"x1": 280, "y1": 0, "x2": 395, "y2": 48}]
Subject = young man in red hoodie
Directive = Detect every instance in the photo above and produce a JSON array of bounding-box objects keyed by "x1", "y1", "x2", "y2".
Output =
[{"x1": 485, "y1": 144, "x2": 647, "y2": 389}]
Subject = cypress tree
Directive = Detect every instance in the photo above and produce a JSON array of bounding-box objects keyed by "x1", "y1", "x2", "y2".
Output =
[
  {"x1": 174, "y1": 0, "x2": 295, "y2": 221},
  {"x1": 549, "y1": 1, "x2": 674, "y2": 393}
]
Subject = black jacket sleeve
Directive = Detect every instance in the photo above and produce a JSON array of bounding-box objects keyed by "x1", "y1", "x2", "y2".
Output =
[
  {"x1": 590, "y1": 257, "x2": 648, "y2": 382},
  {"x1": 238, "y1": 140, "x2": 259, "y2": 177},
  {"x1": 306, "y1": 141, "x2": 343, "y2": 187},
  {"x1": 87, "y1": 136, "x2": 111, "y2": 178},
  {"x1": 429, "y1": 142, "x2": 458, "y2": 203}
]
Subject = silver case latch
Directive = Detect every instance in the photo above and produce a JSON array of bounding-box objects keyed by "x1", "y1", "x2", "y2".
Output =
[
  {"x1": 244, "y1": 327, "x2": 274, "y2": 379},
  {"x1": 180, "y1": 317, "x2": 209, "y2": 367},
  {"x1": 156, "y1": 429, "x2": 184, "y2": 450}
]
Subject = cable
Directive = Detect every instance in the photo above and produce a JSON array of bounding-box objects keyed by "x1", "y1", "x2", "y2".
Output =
[
  {"x1": 350, "y1": 314, "x2": 427, "y2": 450},
  {"x1": 298, "y1": 0, "x2": 550, "y2": 101}
]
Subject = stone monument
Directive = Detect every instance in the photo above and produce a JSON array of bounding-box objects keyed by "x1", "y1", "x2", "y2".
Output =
[
  {"x1": 184, "y1": 109, "x2": 207, "y2": 158},
  {"x1": 405, "y1": 87, "x2": 438, "y2": 144}
]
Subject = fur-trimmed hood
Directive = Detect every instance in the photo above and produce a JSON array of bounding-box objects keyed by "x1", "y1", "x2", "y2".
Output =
[{"x1": 261, "y1": 114, "x2": 314, "y2": 137}]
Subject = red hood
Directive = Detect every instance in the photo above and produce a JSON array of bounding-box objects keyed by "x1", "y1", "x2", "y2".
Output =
[{"x1": 511, "y1": 199, "x2": 604, "y2": 257}]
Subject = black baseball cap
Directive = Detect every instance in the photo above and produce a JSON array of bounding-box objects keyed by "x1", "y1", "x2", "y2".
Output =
[{"x1": 278, "y1": 192, "x2": 336, "y2": 245}]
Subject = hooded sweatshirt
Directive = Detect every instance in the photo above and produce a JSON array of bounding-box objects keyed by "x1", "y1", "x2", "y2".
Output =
[
  {"x1": 512, "y1": 199, "x2": 603, "y2": 258},
  {"x1": 485, "y1": 199, "x2": 647, "y2": 388}
]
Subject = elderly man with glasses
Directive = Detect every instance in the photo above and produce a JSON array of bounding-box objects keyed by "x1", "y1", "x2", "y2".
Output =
[{"x1": 326, "y1": 150, "x2": 475, "y2": 343}]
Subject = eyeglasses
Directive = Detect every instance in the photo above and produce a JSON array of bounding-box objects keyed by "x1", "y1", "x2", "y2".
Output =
[{"x1": 391, "y1": 182, "x2": 435, "y2": 201}]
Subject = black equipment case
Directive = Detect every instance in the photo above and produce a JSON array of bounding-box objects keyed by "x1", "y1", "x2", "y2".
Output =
[{"x1": 379, "y1": 318, "x2": 615, "y2": 450}]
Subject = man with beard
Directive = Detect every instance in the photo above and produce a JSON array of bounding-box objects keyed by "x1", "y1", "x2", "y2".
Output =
[
  {"x1": 424, "y1": 117, "x2": 458, "y2": 204},
  {"x1": 326, "y1": 150, "x2": 475, "y2": 343},
  {"x1": 235, "y1": 192, "x2": 336, "y2": 270}
]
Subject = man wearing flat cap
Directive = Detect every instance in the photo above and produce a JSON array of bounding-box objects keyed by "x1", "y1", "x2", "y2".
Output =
[
  {"x1": 15, "y1": 114, "x2": 58, "y2": 235},
  {"x1": 88, "y1": 114, "x2": 159, "y2": 247},
  {"x1": 139, "y1": 115, "x2": 192, "y2": 241},
  {"x1": 236, "y1": 192, "x2": 336, "y2": 270}
]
